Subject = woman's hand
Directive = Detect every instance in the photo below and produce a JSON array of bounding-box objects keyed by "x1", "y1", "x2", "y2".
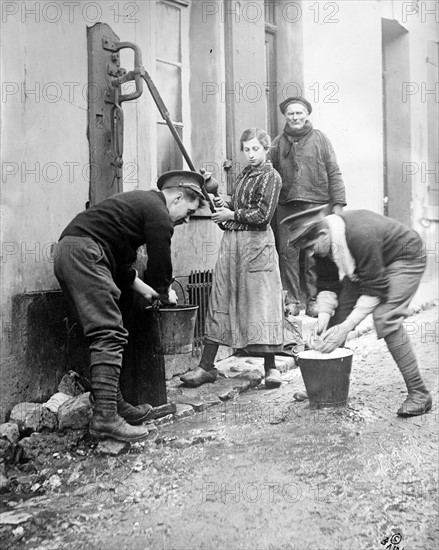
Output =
[
  {"x1": 131, "y1": 277, "x2": 159, "y2": 304},
  {"x1": 212, "y1": 207, "x2": 234, "y2": 224},
  {"x1": 213, "y1": 196, "x2": 225, "y2": 208}
]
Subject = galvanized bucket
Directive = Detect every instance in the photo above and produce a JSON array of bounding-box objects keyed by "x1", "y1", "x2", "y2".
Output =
[
  {"x1": 297, "y1": 348, "x2": 353, "y2": 409},
  {"x1": 145, "y1": 304, "x2": 199, "y2": 355}
]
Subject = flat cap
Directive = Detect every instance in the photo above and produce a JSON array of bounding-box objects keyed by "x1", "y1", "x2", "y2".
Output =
[
  {"x1": 280, "y1": 204, "x2": 328, "y2": 243},
  {"x1": 157, "y1": 170, "x2": 205, "y2": 199},
  {"x1": 279, "y1": 96, "x2": 312, "y2": 115}
]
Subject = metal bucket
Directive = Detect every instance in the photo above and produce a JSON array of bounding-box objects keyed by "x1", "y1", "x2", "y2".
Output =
[
  {"x1": 145, "y1": 305, "x2": 199, "y2": 354},
  {"x1": 297, "y1": 348, "x2": 353, "y2": 409}
]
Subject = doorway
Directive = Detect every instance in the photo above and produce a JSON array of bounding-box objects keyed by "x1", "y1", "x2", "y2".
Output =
[{"x1": 382, "y1": 19, "x2": 411, "y2": 223}]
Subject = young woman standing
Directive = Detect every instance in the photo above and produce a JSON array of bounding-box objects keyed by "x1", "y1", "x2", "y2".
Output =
[{"x1": 181, "y1": 128, "x2": 284, "y2": 389}]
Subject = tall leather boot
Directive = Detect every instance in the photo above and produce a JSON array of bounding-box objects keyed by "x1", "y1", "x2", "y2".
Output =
[
  {"x1": 180, "y1": 341, "x2": 219, "y2": 387},
  {"x1": 385, "y1": 327, "x2": 432, "y2": 417},
  {"x1": 89, "y1": 365, "x2": 152, "y2": 442}
]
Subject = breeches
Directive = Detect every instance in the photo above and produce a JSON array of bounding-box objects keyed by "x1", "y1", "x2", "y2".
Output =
[{"x1": 54, "y1": 235, "x2": 128, "y2": 370}]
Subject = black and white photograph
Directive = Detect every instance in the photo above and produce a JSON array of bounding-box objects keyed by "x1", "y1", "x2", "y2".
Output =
[{"x1": 1, "y1": 0, "x2": 438, "y2": 548}]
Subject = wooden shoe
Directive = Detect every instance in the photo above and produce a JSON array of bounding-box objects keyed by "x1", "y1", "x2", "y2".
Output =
[
  {"x1": 180, "y1": 367, "x2": 218, "y2": 387},
  {"x1": 265, "y1": 368, "x2": 282, "y2": 389}
]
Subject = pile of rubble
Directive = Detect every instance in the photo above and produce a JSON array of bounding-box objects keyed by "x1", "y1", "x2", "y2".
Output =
[
  {"x1": 1, "y1": 367, "x2": 220, "y2": 497},
  {"x1": 0, "y1": 372, "x2": 95, "y2": 492}
]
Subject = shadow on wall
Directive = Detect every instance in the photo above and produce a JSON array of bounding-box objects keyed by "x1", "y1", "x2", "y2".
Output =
[{"x1": 1, "y1": 291, "x2": 89, "y2": 423}]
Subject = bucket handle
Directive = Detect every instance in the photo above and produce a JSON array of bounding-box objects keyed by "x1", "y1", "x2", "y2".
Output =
[
  {"x1": 150, "y1": 278, "x2": 187, "y2": 311},
  {"x1": 172, "y1": 278, "x2": 189, "y2": 305}
]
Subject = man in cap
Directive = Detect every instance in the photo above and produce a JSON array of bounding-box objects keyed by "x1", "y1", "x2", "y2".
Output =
[
  {"x1": 270, "y1": 96, "x2": 346, "y2": 317},
  {"x1": 281, "y1": 206, "x2": 432, "y2": 417},
  {"x1": 54, "y1": 171, "x2": 205, "y2": 442}
]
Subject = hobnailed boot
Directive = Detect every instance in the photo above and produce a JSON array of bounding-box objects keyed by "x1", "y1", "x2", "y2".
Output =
[
  {"x1": 397, "y1": 390, "x2": 432, "y2": 417},
  {"x1": 117, "y1": 401, "x2": 153, "y2": 425},
  {"x1": 116, "y1": 388, "x2": 153, "y2": 425},
  {"x1": 385, "y1": 327, "x2": 433, "y2": 418},
  {"x1": 89, "y1": 364, "x2": 151, "y2": 442},
  {"x1": 89, "y1": 412, "x2": 152, "y2": 442}
]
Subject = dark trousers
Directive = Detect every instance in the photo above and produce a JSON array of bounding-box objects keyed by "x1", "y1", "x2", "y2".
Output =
[
  {"x1": 54, "y1": 236, "x2": 128, "y2": 374},
  {"x1": 272, "y1": 201, "x2": 318, "y2": 305}
]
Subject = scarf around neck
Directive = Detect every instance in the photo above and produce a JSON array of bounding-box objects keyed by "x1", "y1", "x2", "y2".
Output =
[
  {"x1": 282, "y1": 120, "x2": 313, "y2": 167},
  {"x1": 325, "y1": 214, "x2": 359, "y2": 282}
]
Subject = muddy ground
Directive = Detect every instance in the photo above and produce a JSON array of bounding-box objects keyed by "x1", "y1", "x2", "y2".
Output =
[{"x1": 1, "y1": 307, "x2": 438, "y2": 550}]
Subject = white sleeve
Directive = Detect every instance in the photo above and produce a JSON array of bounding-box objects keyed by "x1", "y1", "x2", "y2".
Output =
[
  {"x1": 343, "y1": 295, "x2": 381, "y2": 330},
  {"x1": 316, "y1": 291, "x2": 339, "y2": 315}
]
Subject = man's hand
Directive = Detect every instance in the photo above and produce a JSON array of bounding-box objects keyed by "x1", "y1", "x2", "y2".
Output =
[
  {"x1": 306, "y1": 312, "x2": 331, "y2": 350},
  {"x1": 307, "y1": 324, "x2": 323, "y2": 351},
  {"x1": 332, "y1": 204, "x2": 344, "y2": 215},
  {"x1": 167, "y1": 288, "x2": 178, "y2": 305},
  {"x1": 318, "y1": 323, "x2": 351, "y2": 353},
  {"x1": 131, "y1": 277, "x2": 159, "y2": 304},
  {"x1": 317, "y1": 312, "x2": 331, "y2": 335},
  {"x1": 212, "y1": 207, "x2": 234, "y2": 224}
]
